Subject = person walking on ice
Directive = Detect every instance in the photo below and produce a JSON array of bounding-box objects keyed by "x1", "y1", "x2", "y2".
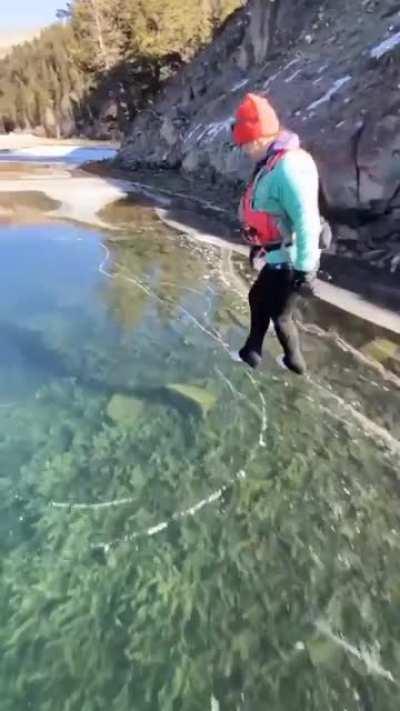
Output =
[{"x1": 231, "y1": 93, "x2": 330, "y2": 374}]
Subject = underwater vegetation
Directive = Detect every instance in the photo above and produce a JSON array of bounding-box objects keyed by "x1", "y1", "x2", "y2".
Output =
[
  {"x1": 1, "y1": 222, "x2": 400, "y2": 711},
  {"x1": 2, "y1": 357, "x2": 400, "y2": 711}
]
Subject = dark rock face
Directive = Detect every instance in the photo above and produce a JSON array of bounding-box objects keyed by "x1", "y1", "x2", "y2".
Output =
[{"x1": 118, "y1": 0, "x2": 400, "y2": 275}]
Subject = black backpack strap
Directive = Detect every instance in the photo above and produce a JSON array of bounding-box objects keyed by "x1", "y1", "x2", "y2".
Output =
[{"x1": 250, "y1": 144, "x2": 278, "y2": 181}]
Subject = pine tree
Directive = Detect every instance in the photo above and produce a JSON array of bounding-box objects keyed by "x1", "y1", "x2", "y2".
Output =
[
  {"x1": 0, "y1": 0, "x2": 244, "y2": 136},
  {"x1": 70, "y1": 0, "x2": 125, "y2": 71}
]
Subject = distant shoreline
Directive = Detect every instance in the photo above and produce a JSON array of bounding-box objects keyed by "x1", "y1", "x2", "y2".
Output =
[{"x1": 0, "y1": 133, "x2": 119, "y2": 151}]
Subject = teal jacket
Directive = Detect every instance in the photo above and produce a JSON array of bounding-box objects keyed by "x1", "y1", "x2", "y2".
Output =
[{"x1": 252, "y1": 135, "x2": 321, "y2": 272}]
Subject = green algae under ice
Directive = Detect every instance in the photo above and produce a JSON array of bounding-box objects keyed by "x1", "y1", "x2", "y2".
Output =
[{"x1": 1, "y1": 219, "x2": 400, "y2": 711}]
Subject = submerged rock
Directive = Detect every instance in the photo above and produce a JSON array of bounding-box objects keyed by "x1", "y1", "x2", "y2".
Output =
[
  {"x1": 361, "y1": 338, "x2": 400, "y2": 364},
  {"x1": 106, "y1": 394, "x2": 145, "y2": 427},
  {"x1": 166, "y1": 383, "x2": 217, "y2": 416},
  {"x1": 306, "y1": 637, "x2": 344, "y2": 670}
]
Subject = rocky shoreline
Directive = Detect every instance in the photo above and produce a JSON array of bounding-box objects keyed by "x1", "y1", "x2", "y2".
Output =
[
  {"x1": 84, "y1": 158, "x2": 400, "y2": 314},
  {"x1": 84, "y1": 157, "x2": 400, "y2": 377},
  {"x1": 113, "y1": 0, "x2": 400, "y2": 304}
]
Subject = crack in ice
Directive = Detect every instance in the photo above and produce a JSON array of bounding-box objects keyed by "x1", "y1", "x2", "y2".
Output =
[{"x1": 315, "y1": 620, "x2": 398, "y2": 685}]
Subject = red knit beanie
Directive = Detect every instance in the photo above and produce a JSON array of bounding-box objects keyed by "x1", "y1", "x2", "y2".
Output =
[{"x1": 232, "y1": 93, "x2": 280, "y2": 146}]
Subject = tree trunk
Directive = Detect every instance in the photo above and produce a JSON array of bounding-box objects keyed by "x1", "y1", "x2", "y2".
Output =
[{"x1": 89, "y1": 0, "x2": 111, "y2": 70}]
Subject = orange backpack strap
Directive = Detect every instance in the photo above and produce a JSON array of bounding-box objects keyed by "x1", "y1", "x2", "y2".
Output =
[{"x1": 241, "y1": 149, "x2": 290, "y2": 249}]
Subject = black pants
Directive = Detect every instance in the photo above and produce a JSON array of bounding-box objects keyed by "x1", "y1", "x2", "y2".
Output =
[{"x1": 239, "y1": 265, "x2": 306, "y2": 374}]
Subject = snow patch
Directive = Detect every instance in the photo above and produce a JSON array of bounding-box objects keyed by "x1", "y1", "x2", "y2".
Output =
[
  {"x1": 0, "y1": 171, "x2": 129, "y2": 227},
  {"x1": 231, "y1": 77, "x2": 249, "y2": 92},
  {"x1": 195, "y1": 119, "x2": 232, "y2": 144},
  {"x1": 284, "y1": 57, "x2": 301, "y2": 72},
  {"x1": 285, "y1": 68, "x2": 302, "y2": 83},
  {"x1": 306, "y1": 76, "x2": 351, "y2": 111},
  {"x1": 371, "y1": 30, "x2": 400, "y2": 59},
  {"x1": 184, "y1": 124, "x2": 202, "y2": 143},
  {"x1": 206, "y1": 119, "x2": 232, "y2": 140},
  {"x1": 264, "y1": 57, "x2": 301, "y2": 89},
  {"x1": 263, "y1": 69, "x2": 282, "y2": 89}
]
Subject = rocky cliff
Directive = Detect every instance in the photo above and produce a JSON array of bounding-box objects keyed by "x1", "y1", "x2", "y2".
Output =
[{"x1": 118, "y1": 0, "x2": 400, "y2": 275}]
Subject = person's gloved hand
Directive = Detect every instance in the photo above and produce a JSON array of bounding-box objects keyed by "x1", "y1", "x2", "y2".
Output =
[
  {"x1": 293, "y1": 269, "x2": 316, "y2": 297},
  {"x1": 249, "y1": 246, "x2": 265, "y2": 270}
]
